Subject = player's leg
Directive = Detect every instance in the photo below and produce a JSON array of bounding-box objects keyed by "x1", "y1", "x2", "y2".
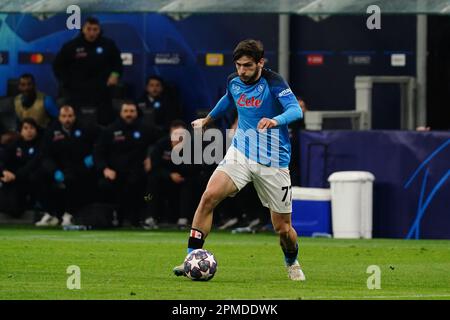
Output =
[
  {"x1": 252, "y1": 166, "x2": 305, "y2": 281},
  {"x1": 173, "y1": 170, "x2": 238, "y2": 276},
  {"x1": 271, "y1": 211, "x2": 297, "y2": 254},
  {"x1": 191, "y1": 169, "x2": 238, "y2": 238},
  {"x1": 173, "y1": 146, "x2": 253, "y2": 276},
  {"x1": 271, "y1": 211, "x2": 305, "y2": 281}
]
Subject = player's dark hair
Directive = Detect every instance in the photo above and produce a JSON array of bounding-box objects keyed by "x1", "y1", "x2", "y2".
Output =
[
  {"x1": 59, "y1": 105, "x2": 76, "y2": 116},
  {"x1": 146, "y1": 75, "x2": 164, "y2": 86},
  {"x1": 19, "y1": 73, "x2": 35, "y2": 84},
  {"x1": 80, "y1": 16, "x2": 103, "y2": 38},
  {"x1": 121, "y1": 99, "x2": 137, "y2": 110},
  {"x1": 20, "y1": 117, "x2": 43, "y2": 138},
  {"x1": 20, "y1": 117, "x2": 38, "y2": 131},
  {"x1": 170, "y1": 119, "x2": 187, "y2": 129},
  {"x1": 84, "y1": 16, "x2": 100, "y2": 25},
  {"x1": 233, "y1": 39, "x2": 264, "y2": 63}
]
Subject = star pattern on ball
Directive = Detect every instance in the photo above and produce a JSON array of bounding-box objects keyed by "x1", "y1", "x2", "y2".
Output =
[
  {"x1": 184, "y1": 249, "x2": 217, "y2": 281},
  {"x1": 205, "y1": 254, "x2": 216, "y2": 267},
  {"x1": 189, "y1": 254, "x2": 202, "y2": 270}
]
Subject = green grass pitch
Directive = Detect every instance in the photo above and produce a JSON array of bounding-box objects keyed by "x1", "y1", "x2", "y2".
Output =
[{"x1": 1, "y1": 226, "x2": 449, "y2": 300}]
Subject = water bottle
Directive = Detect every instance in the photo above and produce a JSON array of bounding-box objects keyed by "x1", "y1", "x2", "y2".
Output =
[
  {"x1": 63, "y1": 225, "x2": 89, "y2": 231},
  {"x1": 112, "y1": 210, "x2": 119, "y2": 227},
  {"x1": 231, "y1": 226, "x2": 256, "y2": 234},
  {"x1": 312, "y1": 232, "x2": 332, "y2": 238}
]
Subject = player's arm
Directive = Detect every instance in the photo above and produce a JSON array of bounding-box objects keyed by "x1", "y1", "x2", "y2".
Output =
[
  {"x1": 191, "y1": 90, "x2": 233, "y2": 129},
  {"x1": 259, "y1": 81, "x2": 303, "y2": 129}
]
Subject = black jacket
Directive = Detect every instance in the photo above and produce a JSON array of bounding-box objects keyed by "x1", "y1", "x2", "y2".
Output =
[
  {"x1": 150, "y1": 129, "x2": 216, "y2": 182},
  {"x1": 137, "y1": 90, "x2": 182, "y2": 132},
  {"x1": 53, "y1": 34, "x2": 123, "y2": 100},
  {"x1": 0, "y1": 137, "x2": 42, "y2": 182},
  {"x1": 94, "y1": 118, "x2": 160, "y2": 174},
  {"x1": 151, "y1": 136, "x2": 192, "y2": 180},
  {"x1": 41, "y1": 121, "x2": 100, "y2": 176}
]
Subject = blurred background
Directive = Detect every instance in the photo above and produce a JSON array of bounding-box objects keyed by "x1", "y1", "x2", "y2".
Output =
[{"x1": 0, "y1": 1, "x2": 448, "y2": 239}]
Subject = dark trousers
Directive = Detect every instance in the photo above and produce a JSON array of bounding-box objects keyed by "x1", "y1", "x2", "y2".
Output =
[
  {"x1": 0, "y1": 170, "x2": 46, "y2": 217},
  {"x1": 144, "y1": 168, "x2": 212, "y2": 224},
  {"x1": 45, "y1": 169, "x2": 97, "y2": 218},
  {"x1": 144, "y1": 172, "x2": 184, "y2": 224},
  {"x1": 98, "y1": 170, "x2": 146, "y2": 226}
]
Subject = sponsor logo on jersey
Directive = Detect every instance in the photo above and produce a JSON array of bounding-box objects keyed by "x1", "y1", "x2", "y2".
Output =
[
  {"x1": 75, "y1": 47, "x2": 87, "y2": 59},
  {"x1": 232, "y1": 84, "x2": 241, "y2": 94},
  {"x1": 53, "y1": 131, "x2": 65, "y2": 141},
  {"x1": 237, "y1": 94, "x2": 262, "y2": 108},
  {"x1": 113, "y1": 130, "x2": 125, "y2": 142},
  {"x1": 163, "y1": 150, "x2": 171, "y2": 161},
  {"x1": 278, "y1": 88, "x2": 293, "y2": 98}
]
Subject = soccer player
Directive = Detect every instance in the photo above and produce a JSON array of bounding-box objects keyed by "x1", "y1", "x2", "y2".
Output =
[{"x1": 172, "y1": 39, "x2": 305, "y2": 281}]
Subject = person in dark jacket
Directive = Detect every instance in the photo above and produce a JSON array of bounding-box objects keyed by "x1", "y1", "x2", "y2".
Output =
[
  {"x1": 137, "y1": 75, "x2": 183, "y2": 132},
  {"x1": 37, "y1": 105, "x2": 100, "y2": 226},
  {"x1": 94, "y1": 100, "x2": 159, "y2": 227},
  {"x1": 143, "y1": 119, "x2": 217, "y2": 230},
  {"x1": 0, "y1": 118, "x2": 45, "y2": 217},
  {"x1": 53, "y1": 16, "x2": 123, "y2": 125},
  {"x1": 143, "y1": 120, "x2": 192, "y2": 229}
]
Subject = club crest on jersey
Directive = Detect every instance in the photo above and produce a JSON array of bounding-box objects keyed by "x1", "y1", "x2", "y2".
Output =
[
  {"x1": 74, "y1": 129, "x2": 81, "y2": 137},
  {"x1": 256, "y1": 84, "x2": 264, "y2": 93},
  {"x1": 133, "y1": 131, "x2": 141, "y2": 139},
  {"x1": 237, "y1": 94, "x2": 262, "y2": 108}
]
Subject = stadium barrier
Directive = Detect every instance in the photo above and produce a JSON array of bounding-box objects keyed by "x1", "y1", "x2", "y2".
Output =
[{"x1": 300, "y1": 130, "x2": 450, "y2": 239}]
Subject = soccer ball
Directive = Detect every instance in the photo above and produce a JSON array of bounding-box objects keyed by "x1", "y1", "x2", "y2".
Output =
[{"x1": 184, "y1": 249, "x2": 217, "y2": 281}]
